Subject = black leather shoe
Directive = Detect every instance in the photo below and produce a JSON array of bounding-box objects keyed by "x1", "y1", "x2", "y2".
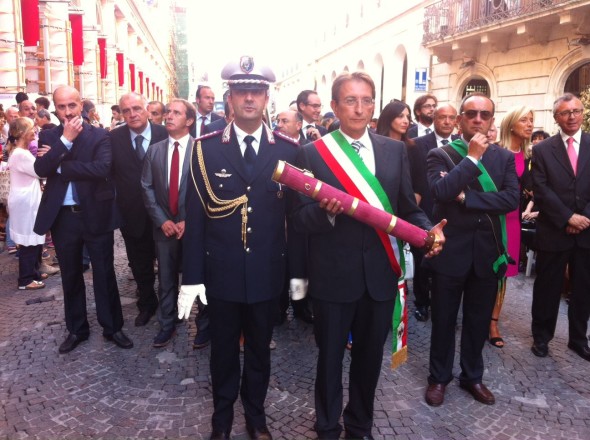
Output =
[
  {"x1": 567, "y1": 342, "x2": 590, "y2": 361},
  {"x1": 531, "y1": 341, "x2": 548, "y2": 357},
  {"x1": 153, "y1": 328, "x2": 176, "y2": 348},
  {"x1": 246, "y1": 425, "x2": 272, "y2": 440},
  {"x1": 209, "y1": 430, "x2": 231, "y2": 440},
  {"x1": 414, "y1": 306, "x2": 429, "y2": 322},
  {"x1": 58, "y1": 333, "x2": 89, "y2": 354},
  {"x1": 459, "y1": 382, "x2": 495, "y2": 405},
  {"x1": 104, "y1": 330, "x2": 133, "y2": 349},
  {"x1": 425, "y1": 383, "x2": 445, "y2": 407},
  {"x1": 193, "y1": 331, "x2": 210, "y2": 349},
  {"x1": 344, "y1": 431, "x2": 374, "y2": 440},
  {"x1": 135, "y1": 309, "x2": 155, "y2": 327}
]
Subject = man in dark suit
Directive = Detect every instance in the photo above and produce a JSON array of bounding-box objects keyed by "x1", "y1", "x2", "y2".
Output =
[
  {"x1": 178, "y1": 57, "x2": 305, "y2": 440},
  {"x1": 110, "y1": 93, "x2": 168, "y2": 327},
  {"x1": 531, "y1": 93, "x2": 590, "y2": 362},
  {"x1": 424, "y1": 93, "x2": 519, "y2": 407},
  {"x1": 190, "y1": 85, "x2": 223, "y2": 138},
  {"x1": 407, "y1": 94, "x2": 438, "y2": 139},
  {"x1": 296, "y1": 90, "x2": 328, "y2": 142},
  {"x1": 34, "y1": 85, "x2": 132, "y2": 354},
  {"x1": 203, "y1": 90, "x2": 231, "y2": 135},
  {"x1": 293, "y1": 72, "x2": 444, "y2": 440},
  {"x1": 141, "y1": 98, "x2": 197, "y2": 347},
  {"x1": 406, "y1": 104, "x2": 457, "y2": 322}
]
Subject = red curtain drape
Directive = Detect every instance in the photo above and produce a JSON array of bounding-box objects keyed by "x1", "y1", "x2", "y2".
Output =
[
  {"x1": 116, "y1": 53, "x2": 124, "y2": 86},
  {"x1": 151, "y1": 82, "x2": 155, "y2": 99},
  {"x1": 146, "y1": 77, "x2": 150, "y2": 98},
  {"x1": 138, "y1": 71, "x2": 144, "y2": 94},
  {"x1": 69, "y1": 14, "x2": 83, "y2": 66},
  {"x1": 22, "y1": 0, "x2": 40, "y2": 47},
  {"x1": 129, "y1": 63, "x2": 136, "y2": 91},
  {"x1": 98, "y1": 38, "x2": 107, "y2": 79}
]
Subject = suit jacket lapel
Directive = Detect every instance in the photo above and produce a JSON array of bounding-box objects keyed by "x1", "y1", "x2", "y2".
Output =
[
  {"x1": 550, "y1": 136, "x2": 574, "y2": 176},
  {"x1": 156, "y1": 141, "x2": 169, "y2": 192},
  {"x1": 577, "y1": 132, "x2": 590, "y2": 176},
  {"x1": 220, "y1": 127, "x2": 249, "y2": 182},
  {"x1": 250, "y1": 130, "x2": 274, "y2": 181},
  {"x1": 179, "y1": 137, "x2": 194, "y2": 190},
  {"x1": 372, "y1": 133, "x2": 393, "y2": 188}
]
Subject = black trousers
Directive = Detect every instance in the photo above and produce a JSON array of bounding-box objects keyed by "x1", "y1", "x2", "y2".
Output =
[
  {"x1": 208, "y1": 297, "x2": 278, "y2": 433},
  {"x1": 313, "y1": 293, "x2": 394, "y2": 440},
  {"x1": 121, "y1": 225, "x2": 157, "y2": 313},
  {"x1": 411, "y1": 246, "x2": 431, "y2": 309},
  {"x1": 18, "y1": 244, "x2": 42, "y2": 286},
  {"x1": 428, "y1": 269, "x2": 497, "y2": 385},
  {"x1": 532, "y1": 247, "x2": 590, "y2": 348},
  {"x1": 51, "y1": 208, "x2": 123, "y2": 337}
]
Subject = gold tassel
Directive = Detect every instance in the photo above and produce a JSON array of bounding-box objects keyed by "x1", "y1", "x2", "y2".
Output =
[{"x1": 391, "y1": 346, "x2": 408, "y2": 369}]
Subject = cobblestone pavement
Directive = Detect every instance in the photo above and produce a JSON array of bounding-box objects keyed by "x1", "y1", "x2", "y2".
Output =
[{"x1": 1, "y1": 233, "x2": 589, "y2": 440}]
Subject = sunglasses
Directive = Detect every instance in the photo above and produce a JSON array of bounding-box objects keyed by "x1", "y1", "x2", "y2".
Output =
[{"x1": 461, "y1": 110, "x2": 494, "y2": 121}]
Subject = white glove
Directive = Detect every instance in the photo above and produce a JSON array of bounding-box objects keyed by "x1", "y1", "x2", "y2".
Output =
[
  {"x1": 289, "y1": 278, "x2": 309, "y2": 301},
  {"x1": 178, "y1": 284, "x2": 207, "y2": 319}
]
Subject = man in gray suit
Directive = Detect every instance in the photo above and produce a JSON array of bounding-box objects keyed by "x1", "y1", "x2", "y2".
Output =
[{"x1": 141, "y1": 98, "x2": 198, "y2": 347}]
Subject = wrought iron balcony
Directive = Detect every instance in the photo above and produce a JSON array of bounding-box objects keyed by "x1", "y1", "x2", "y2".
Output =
[{"x1": 423, "y1": 0, "x2": 564, "y2": 44}]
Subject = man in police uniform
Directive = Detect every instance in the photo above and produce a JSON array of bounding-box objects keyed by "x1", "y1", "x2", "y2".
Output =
[{"x1": 178, "y1": 57, "x2": 306, "y2": 440}]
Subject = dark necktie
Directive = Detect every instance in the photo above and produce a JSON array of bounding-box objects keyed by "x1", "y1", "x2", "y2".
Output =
[
  {"x1": 169, "y1": 141, "x2": 179, "y2": 216},
  {"x1": 425, "y1": 128, "x2": 432, "y2": 135},
  {"x1": 441, "y1": 139, "x2": 449, "y2": 146},
  {"x1": 305, "y1": 124, "x2": 314, "y2": 140},
  {"x1": 244, "y1": 135, "x2": 257, "y2": 175},
  {"x1": 200, "y1": 116, "x2": 207, "y2": 137},
  {"x1": 351, "y1": 140, "x2": 364, "y2": 160},
  {"x1": 135, "y1": 135, "x2": 145, "y2": 161}
]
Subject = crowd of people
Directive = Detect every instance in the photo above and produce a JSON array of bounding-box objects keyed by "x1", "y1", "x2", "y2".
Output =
[{"x1": 0, "y1": 55, "x2": 589, "y2": 440}]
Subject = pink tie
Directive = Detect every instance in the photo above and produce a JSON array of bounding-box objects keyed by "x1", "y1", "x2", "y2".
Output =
[{"x1": 567, "y1": 137, "x2": 578, "y2": 175}]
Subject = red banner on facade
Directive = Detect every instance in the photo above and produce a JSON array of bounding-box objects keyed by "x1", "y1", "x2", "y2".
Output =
[
  {"x1": 129, "y1": 63, "x2": 136, "y2": 91},
  {"x1": 98, "y1": 38, "x2": 107, "y2": 79},
  {"x1": 69, "y1": 14, "x2": 84, "y2": 66},
  {"x1": 22, "y1": 0, "x2": 40, "y2": 47},
  {"x1": 116, "y1": 53, "x2": 124, "y2": 86},
  {"x1": 139, "y1": 71, "x2": 144, "y2": 94}
]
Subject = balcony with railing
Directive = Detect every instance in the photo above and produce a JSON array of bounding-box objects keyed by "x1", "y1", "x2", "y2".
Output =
[{"x1": 423, "y1": 0, "x2": 581, "y2": 44}]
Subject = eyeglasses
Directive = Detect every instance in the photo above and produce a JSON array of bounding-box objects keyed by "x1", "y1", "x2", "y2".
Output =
[
  {"x1": 555, "y1": 109, "x2": 584, "y2": 118},
  {"x1": 305, "y1": 103, "x2": 323, "y2": 110},
  {"x1": 421, "y1": 104, "x2": 437, "y2": 109},
  {"x1": 341, "y1": 97, "x2": 375, "y2": 107},
  {"x1": 461, "y1": 110, "x2": 494, "y2": 121}
]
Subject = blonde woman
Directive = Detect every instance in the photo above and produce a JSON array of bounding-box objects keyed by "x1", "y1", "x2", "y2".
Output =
[
  {"x1": 7, "y1": 117, "x2": 46, "y2": 290},
  {"x1": 490, "y1": 106, "x2": 534, "y2": 347}
]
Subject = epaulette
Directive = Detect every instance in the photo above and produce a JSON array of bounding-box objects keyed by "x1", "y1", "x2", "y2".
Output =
[
  {"x1": 273, "y1": 130, "x2": 300, "y2": 146},
  {"x1": 196, "y1": 130, "x2": 221, "y2": 141}
]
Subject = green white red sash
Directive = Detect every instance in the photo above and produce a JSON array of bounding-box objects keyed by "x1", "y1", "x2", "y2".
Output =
[{"x1": 313, "y1": 130, "x2": 408, "y2": 368}]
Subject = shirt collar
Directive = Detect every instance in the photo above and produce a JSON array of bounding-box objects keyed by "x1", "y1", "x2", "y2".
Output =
[
  {"x1": 131, "y1": 123, "x2": 151, "y2": 143},
  {"x1": 339, "y1": 128, "x2": 372, "y2": 152},
  {"x1": 560, "y1": 129, "x2": 581, "y2": 146},
  {"x1": 233, "y1": 123, "x2": 263, "y2": 146},
  {"x1": 169, "y1": 134, "x2": 190, "y2": 149}
]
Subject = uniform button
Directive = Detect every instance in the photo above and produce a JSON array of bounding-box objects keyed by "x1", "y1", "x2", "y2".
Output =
[
  {"x1": 247, "y1": 186, "x2": 251, "y2": 192},
  {"x1": 219, "y1": 183, "x2": 223, "y2": 188},
  {"x1": 247, "y1": 207, "x2": 253, "y2": 213},
  {"x1": 246, "y1": 247, "x2": 251, "y2": 253},
  {"x1": 247, "y1": 227, "x2": 252, "y2": 233}
]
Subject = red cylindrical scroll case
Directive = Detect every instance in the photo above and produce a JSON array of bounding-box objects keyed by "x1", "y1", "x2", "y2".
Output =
[{"x1": 272, "y1": 160, "x2": 435, "y2": 250}]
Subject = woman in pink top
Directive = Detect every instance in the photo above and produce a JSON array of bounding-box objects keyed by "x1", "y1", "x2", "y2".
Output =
[{"x1": 489, "y1": 106, "x2": 534, "y2": 347}]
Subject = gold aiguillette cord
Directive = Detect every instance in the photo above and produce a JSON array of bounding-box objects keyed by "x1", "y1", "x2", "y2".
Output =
[{"x1": 189, "y1": 140, "x2": 250, "y2": 249}]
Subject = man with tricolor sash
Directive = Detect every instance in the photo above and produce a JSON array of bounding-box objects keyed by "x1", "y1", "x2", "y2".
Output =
[
  {"x1": 424, "y1": 93, "x2": 519, "y2": 407},
  {"x1": 292, "y1": 71, "x2": 445, "y2": 440}
]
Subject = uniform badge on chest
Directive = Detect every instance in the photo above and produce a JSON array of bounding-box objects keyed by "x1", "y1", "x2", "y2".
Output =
[{"x1": 215, "y1": 169, "x2": 232, "y2": 178}]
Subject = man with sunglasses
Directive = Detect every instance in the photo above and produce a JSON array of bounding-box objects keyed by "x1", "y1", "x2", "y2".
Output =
[
  {"x1": 530, "y1": 93, "x2": 590, "y2": 362},
  {"x1": 424, "y1": 93, "x2": 519, "y2": 407}
]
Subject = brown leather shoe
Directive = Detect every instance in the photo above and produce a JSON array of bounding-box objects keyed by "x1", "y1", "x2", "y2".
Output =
[
  {"x1": 425, "y1": 383, "x2": 445, "y2": 407},
  {"x1": 209, "y1": 430, "x2": 231, "y2": 440},
  {"x1": 246, "y1": 425, "x2": 272, "y2": 440},
  {"x1": 459, "y1": 382, "x2": 495, "y2": 405}
]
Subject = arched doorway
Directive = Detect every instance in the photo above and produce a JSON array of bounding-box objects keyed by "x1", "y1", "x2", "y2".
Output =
[
  {"x1": 462, "y1": 78, "x2": 491, "y2": 98},
  {"x1": 564, "y1": 62, "x2": 590, "y2": 96}
]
